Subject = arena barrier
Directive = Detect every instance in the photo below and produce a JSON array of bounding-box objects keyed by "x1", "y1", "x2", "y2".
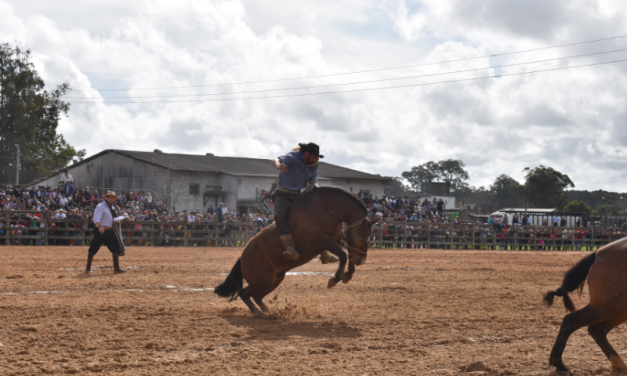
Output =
[{"x1": 0, "y1": 211, "x2": 624, "y2": 250}]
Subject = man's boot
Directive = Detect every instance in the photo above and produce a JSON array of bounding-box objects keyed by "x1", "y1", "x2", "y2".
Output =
[
  {"x1": 113, "y1": 253, "x2": 126, "y2": 274},
  {"x1": 85, "y1": 253, "x2": 95, "y2": 273},
  {"x1": 319, "y1": 250, "x2": 339, "y2": 264},
  {"x1": 280, "y1": 234, "x2": 300, "y2": 261}
]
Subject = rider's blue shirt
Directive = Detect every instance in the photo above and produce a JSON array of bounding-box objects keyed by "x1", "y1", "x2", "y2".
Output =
[{"x1": 278, "y1": 150, "x2": 318, "y2": 191}]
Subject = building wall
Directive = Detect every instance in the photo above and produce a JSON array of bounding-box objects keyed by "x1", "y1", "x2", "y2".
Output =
[
  {"x1": 36, "y1": 153, "x2": 171, "y2": 202},
  {"x1": 172, "y1": 171, "x2": 238, "y2": 213},
  {"x1": 35, "y1": 151, "x2": 389, "y2": 214}
]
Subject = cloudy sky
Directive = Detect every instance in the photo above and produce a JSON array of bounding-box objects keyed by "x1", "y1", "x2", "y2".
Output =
[{"x1": 1, "y1": 0, "x2": 626, "y2": 191}]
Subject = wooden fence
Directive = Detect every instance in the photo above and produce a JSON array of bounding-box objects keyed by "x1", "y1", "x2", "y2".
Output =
[{"x1": 1, "y1": 211, "x2": 625, "y2": 250}]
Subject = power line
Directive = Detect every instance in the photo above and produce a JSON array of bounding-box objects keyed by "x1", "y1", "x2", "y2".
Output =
[
  {"x1": 63, "y1": 48, "x2": 627, "y2": 99},
  {"x1": 67, "y1": 58, "x2": 627, "y2": 104},
  {"x1": 67, "y1": 34, "x2": 627, "y2": 93}
]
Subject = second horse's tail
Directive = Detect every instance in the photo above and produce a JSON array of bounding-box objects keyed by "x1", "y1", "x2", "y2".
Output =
[
  {"x1": 543, "y1": 251, "x2": 597, "y2": 312},
  {"x1": 214, "y1": 259, "x2": 243, "y2": 301}
]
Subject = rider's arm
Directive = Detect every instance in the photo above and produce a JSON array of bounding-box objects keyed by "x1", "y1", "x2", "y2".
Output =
[{"x1": 272, "y1": 158, "x2": 286, "y2": 171}]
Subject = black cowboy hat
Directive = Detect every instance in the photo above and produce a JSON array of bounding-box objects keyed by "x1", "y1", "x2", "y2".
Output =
[{"x1": 298, "y1": 142, "x2": 324, "y2": 158}]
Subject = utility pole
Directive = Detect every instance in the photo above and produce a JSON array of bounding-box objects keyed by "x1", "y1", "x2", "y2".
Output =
[{"x1": 14, "y1": 144, "x2": 19, "y2": 185}]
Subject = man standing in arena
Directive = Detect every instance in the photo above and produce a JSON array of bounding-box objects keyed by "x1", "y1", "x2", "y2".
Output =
[
  {"x1": 271, "y1": 142, "x2": 338, "y2": 264},
  {"x1": 85, "y1": 191, "x2": 126, "y2": 274}
]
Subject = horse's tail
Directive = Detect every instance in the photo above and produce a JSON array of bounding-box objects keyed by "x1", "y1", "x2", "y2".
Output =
[
  {"x1": 214, "y1": 259, "x2": 243, "y2": 302},
  {"x1": 543, "y1": 251, "x2": 597, "y2": 312}
]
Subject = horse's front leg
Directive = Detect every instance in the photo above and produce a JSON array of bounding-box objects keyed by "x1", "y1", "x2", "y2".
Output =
[
  {"x1": 322, "y1": 239, "x2": 347, "y2": 289},
  {"x1": 342, "y1": 258, "x2": 355, "y2": 284}
]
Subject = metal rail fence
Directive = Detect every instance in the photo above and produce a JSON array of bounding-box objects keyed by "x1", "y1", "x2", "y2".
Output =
[{"x1": 1, "y1": 211, "x2": 624, "y2": 250}]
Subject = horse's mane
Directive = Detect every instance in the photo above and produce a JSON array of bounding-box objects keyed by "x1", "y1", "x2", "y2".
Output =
[{"x1": 313, "y1": 186, "x2": 368, "y2": 214}]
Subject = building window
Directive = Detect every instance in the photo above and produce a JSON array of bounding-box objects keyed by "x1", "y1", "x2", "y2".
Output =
[{"x1": 189, "y1": 183, "x2": 200, "y2": 195}]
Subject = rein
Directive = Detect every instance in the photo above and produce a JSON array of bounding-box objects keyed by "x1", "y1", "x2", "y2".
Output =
[{"x1": 340, "y1": 217, "x2": 370, "y2": 256}]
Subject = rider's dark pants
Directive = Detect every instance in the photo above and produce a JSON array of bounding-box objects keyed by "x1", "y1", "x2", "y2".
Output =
[{"x1": 273, "y1": 193, "x2": 294, "y2": 236}]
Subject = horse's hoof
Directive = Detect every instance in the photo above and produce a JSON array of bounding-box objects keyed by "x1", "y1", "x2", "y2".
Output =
[
  {"x1": 254, "y1": 310, "x2": 268, "y2": 318},
  {"x1": 327, "y1": 278, "x2": 337, "y2": 289},
  {"x1": 282, "y1": 250, "x2": 300, "y2": 261},
  {"x1": 320, "y1": 251, "x2": 339, "y2": 264},
  {"x1": 548, "y1": 371, "x2": 570, "y2": 376},
  {"x1": 342, "y1": 274, "x2": 352, "y2": 284}
]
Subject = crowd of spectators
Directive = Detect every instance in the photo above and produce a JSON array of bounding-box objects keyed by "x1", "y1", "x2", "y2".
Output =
[
  {"x1": 2, "y1": 180, "x2": 626, "y2": 249},
  {"x1": 0, "y1": 177, "x2": 276, "y2": 246},
  {"x1": 351, "y1": 189, "x2": 453, "y2": 223}
]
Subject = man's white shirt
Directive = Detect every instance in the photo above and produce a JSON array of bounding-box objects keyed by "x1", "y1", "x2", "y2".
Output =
[
  {"x1": 93, "y1": 201, "x2": 114, "y2": 227},
  {"x1": 61, "y1": 173, "x2": 73, "y2": 183}
]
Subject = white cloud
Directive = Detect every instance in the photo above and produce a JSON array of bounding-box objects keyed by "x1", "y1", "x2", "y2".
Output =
[{"x1": 2, "y1": 0, "x2": 627, "y2": 192}]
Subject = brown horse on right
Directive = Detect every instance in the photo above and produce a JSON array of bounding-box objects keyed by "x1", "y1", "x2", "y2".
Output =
[
  {"x1": 544, "y1": 238, "x2": 627, "y2": 374},
  {"x1": 214, "y1": 186, "x2": 376, "y2": 316}
]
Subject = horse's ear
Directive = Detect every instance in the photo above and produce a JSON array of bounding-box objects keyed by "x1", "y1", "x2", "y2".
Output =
[{"x1": 369, "y1": 218, "x2": 380, "y2": 225}]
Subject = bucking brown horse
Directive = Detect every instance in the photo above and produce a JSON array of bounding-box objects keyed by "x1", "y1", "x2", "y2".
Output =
[
  {"x1": 544, "y1": 238, "x2": 627, "y2": 374},
  {"x1": 215, "y1": 186, "x2": 376, "y2": 316}
]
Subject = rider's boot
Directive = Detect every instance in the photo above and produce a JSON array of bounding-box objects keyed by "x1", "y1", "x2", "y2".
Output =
[
  {"x1": 85, "y1": 253, "x2": 94, "y2": 273},
  {"x1": 320, "y1": 250, "x2": 339, "y2": 264},
  {"x1": 280, "y1": 234, "x2": 300, "y2": 261},
  {"x1": 113, "y1": 253, "x2": 126, "y2": 274}
]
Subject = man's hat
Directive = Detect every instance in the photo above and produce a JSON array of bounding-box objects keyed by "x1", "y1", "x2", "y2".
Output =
[
  {"x1": 298, "y1": 142, "x2": 324, "y2": 158},
  {"x1": 103, "y1": 191, "x2": 119, "y2": 200}
]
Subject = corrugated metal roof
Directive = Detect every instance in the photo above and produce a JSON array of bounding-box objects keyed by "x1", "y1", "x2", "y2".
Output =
[{"x1": 113, "y1": 150, "x2": 389, "y2": 181}]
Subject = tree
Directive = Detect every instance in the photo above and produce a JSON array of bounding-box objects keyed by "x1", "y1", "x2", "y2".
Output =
[
  {"x1": 563, "y1": 201, "x2": 592, "y2": 213},
  {"x1": 490, "y1": 174, "x2": 523, "y2": 207},
  {"x1": 522, "y1": 166, "x2": 574, "y2": 209},
  {"x1": 401, "y1": 159, "x2": 469, "y2": 192},
  {"x1": 0, "y1": 42, "x2": 85, "y2": 184},
  {"x1": 384, "y1": 177, "x2": 417, "y2": 198}
]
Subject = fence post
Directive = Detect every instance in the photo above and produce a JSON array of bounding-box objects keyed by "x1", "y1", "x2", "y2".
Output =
[
  {"x1": 183, "y1": 221, "x2": 189, "y2": 247},
  {"x1": 492, "y1": 227, "x2": 497, "y2": 250},
  {"x1": 427, "y1": 223, "x2": 431, "y2": 249},
  {"x1": 6, "y1": 215, "x2": 12, "y2": 246},
  {"x1": 149, "y1": 222, "x2": 155, "y2": 247}
]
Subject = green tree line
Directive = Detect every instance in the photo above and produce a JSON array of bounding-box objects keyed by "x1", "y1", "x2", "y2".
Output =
[
  {"x1": 0, "y1": 42, "x2": 84, "y2": 185},
  {"x1": 386, "y1": 159, "x2": 624, "y2": 214}
]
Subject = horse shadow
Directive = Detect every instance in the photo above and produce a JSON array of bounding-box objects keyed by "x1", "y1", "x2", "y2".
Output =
[{"x1": 218, "y1": 309, "x2": 362, "y2": 341}]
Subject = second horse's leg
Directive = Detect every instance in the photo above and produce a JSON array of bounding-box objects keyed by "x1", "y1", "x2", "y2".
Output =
[
  {"x1": 549, "y1": 305, "x2": 604, "y2": 374},
  {"x1": 588, "y1": 313, "x2": 627, "y2": 373}
]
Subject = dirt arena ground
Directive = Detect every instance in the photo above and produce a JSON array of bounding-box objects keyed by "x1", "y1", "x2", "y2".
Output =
[{"x1": 0, "y1": 246, "x2": 624, "y2": 375}]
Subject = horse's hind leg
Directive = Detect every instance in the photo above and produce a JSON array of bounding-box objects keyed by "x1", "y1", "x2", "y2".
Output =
[
  {"x1": 588, "y1": 313, "x2": 627, "y2": 373},
  {"x1": 239, "y1": 273, "x2": 275, "y2": 317},
  {"x1": 549, "y1": 305, "x2": 604, "y2": 373},
  {"x1": 238, "y1": 287, "x2": 263, "y2": 316},
  {"x1": 253, "y1": 272, "x2": 286, "y2": 313}
]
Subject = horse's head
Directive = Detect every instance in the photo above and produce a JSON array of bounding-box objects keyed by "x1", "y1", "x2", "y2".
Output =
[{"x1": 345, "y1": 217, "x2": 379, "y2": 265}]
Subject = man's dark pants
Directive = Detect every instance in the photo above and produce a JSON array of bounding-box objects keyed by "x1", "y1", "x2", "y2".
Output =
[{"x1": 88, "y1": 228, "x2": 121, "y2": 255}]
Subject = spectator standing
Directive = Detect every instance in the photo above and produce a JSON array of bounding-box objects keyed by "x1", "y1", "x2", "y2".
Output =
[{"x1": 60, "y1": 170, "x2": 73, "y2": 184}]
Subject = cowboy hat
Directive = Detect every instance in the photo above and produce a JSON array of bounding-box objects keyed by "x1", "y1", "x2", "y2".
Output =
[
  {"x1": 103, "y1": 190, "x2": 119, "y2": 199},
  {"x1": 298, "y1": 142, "x2": 324, "y2": 158}
]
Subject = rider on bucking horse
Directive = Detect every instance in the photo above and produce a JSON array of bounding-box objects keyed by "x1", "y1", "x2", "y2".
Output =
[{"x1": 271, "y1": 142, "x2": 339, "y2": 264}]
